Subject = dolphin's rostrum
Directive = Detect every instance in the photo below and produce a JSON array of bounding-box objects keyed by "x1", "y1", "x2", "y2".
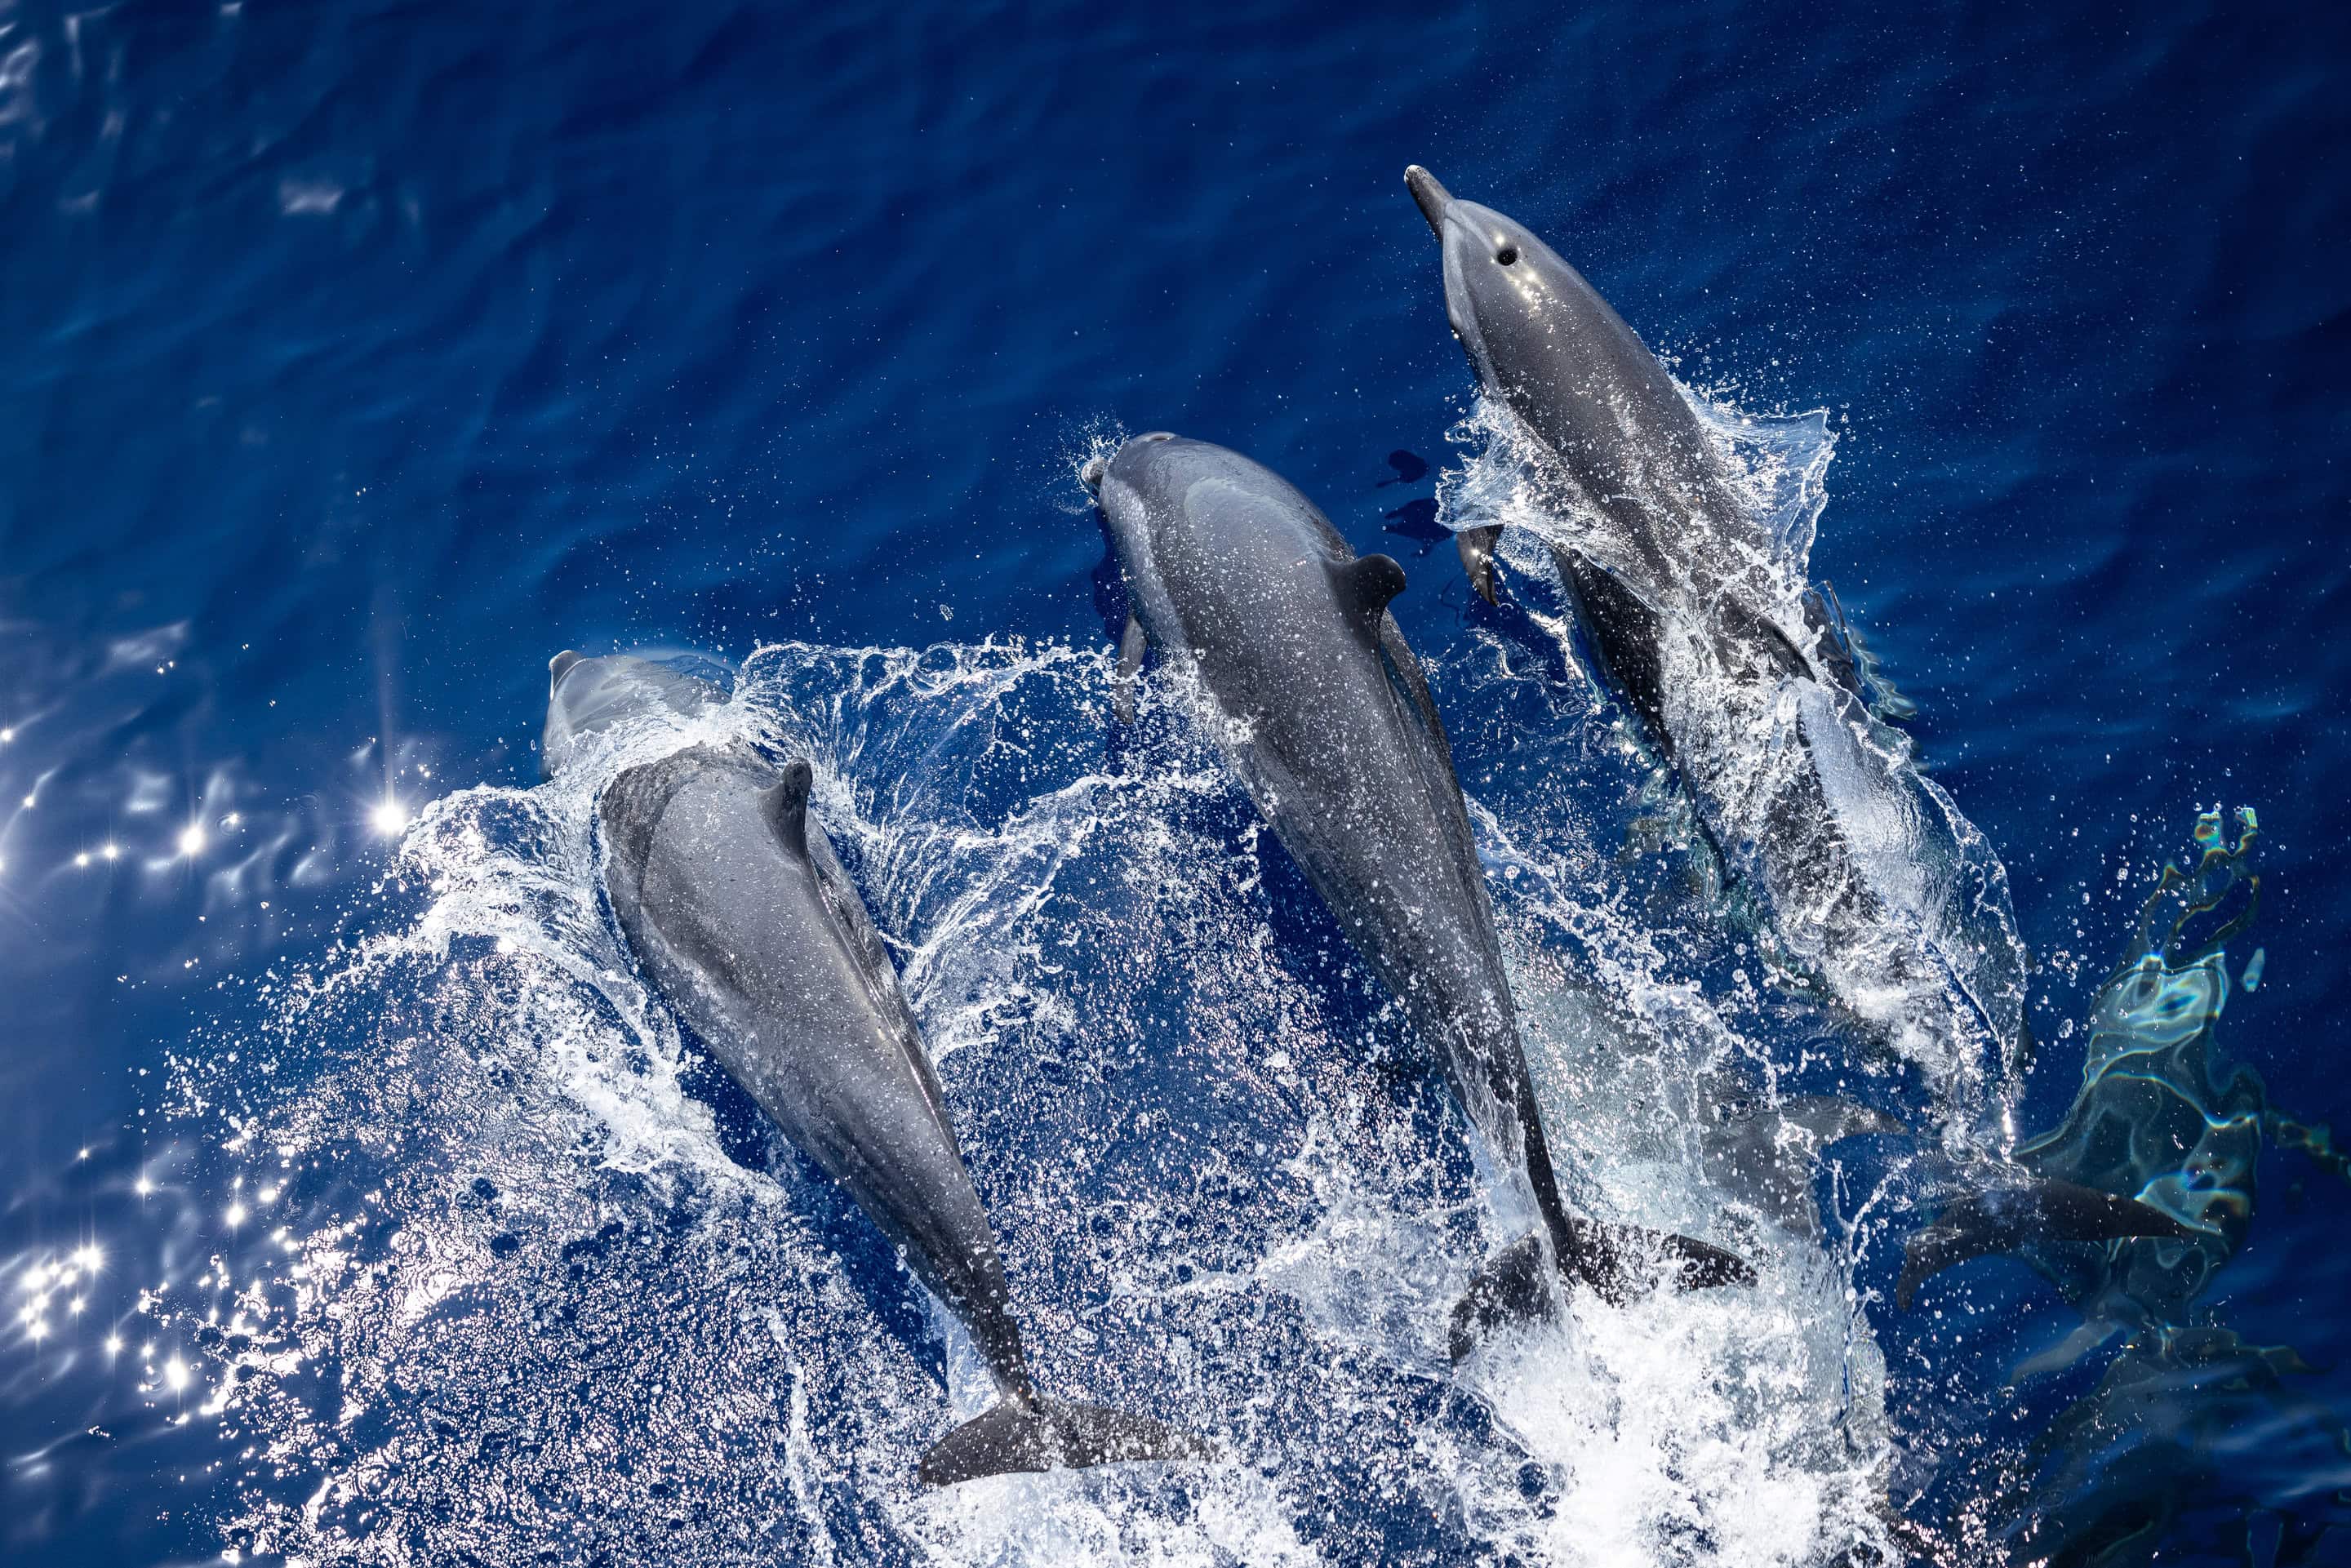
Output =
[
  {"x1": 544, "y1": 651, "x2": 1211, "y2": 1486},
  {"x1": 1085, "y1": 433, "x2": 1749, "y2": 1357}
]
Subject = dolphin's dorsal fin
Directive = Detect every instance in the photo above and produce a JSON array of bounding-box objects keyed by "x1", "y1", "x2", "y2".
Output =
[
  {"x1": 760, "y1": 760, "x2": 816, "y2": 856},
  {"x1": 1331, "y1": 553, "x2": 1407, "y2": 633}
]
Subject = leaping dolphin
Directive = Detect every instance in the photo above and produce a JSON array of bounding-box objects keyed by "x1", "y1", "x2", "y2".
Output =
[
  {"x1": 1082, "y1": 434, "x2": 1750, "y2": 1358},
  {"x1": 1402, "y1": 165, "x2": 2031, "y2": 1123},
  {"x1": 544, "y1": 651, "x2": 1211, "y2": 1486}
]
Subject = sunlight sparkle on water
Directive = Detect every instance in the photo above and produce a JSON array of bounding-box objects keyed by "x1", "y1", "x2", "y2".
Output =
[
  {"x1": 225, "y1": 1202, "x2": 247, "y2": 1227},
  {"x1": 164, "y1": 1356, "x2": 189, "y2": 1391},
  {"x1": 371, "y1": 797, "x2": 409, "y2": 835},
  {"x1": 177, "y1": 823, "x2": 206, "y2": 857},
  {"x1": 105, "y1": 1334, "x2": 123, "y2": 1354}
]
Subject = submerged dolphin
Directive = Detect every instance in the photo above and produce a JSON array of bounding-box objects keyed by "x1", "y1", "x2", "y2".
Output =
[
  {"x1": 1904, "y1": 811, "x2": 2346, "y2": 1350},
  {"x1": 1083, "y1": 434, "x2": 1749, "y2": 1356},
  {"x1": 544, "y1": 651, "x2": 1210, "y2": 1486},
  {"x1": 1402, "y1": 165, "x2": 2030, "y2": 1120},
  {"x1": 1695, "y1": 1070, "x2": 1905, "y2": 1240}
]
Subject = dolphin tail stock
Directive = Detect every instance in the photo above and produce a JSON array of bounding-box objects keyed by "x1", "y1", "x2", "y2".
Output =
[
  {"x1": 1894, "y1": 1177, "x2": 2199, "y2": 1312},
  {"x1": 1455, "y1": 524, "x2": 1504, "y2": 605},
  {"x1": 918, "y1": 1392, "x2": 1216, "y2": 1488}
]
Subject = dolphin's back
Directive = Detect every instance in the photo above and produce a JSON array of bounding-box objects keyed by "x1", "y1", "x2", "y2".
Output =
[
  {"x1": 1446, "y1": 200, "x2": 1769, "y2": 585},
  {"x1": 599, "y1": 746, "x2": 998, "y2": 1326},
  {"x1": 1104, "y1": 438, "x2": 1509, "y2": 1059},
  {"x1": 1096, "y1": 435, "x2": 1753, "y2": 1317},
  {"x1": 1456, "y1": 204, "x2": 1697, "y2": 470},
  {"x1": 566, "y1": 700, "x2": 1213, "y2": 1486}
]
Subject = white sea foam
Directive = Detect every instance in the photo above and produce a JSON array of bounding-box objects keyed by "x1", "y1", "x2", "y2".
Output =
[
  {"x1": 1436, "y1": 385, "x2": 2029, "y2": 1137},
  {"x1": 164, "y1": 632, "x2": 1897, "y2": 1565}
]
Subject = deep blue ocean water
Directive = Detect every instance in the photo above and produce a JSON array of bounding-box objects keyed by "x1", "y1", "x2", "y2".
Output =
[{"x1": 4, "y1": 2, "x2": 2348, "y2": 1563}]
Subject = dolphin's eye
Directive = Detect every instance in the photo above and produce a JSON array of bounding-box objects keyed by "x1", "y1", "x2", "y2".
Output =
[{"x1": 1495, "y1": 246, "x2": 1518, "y2": 266}]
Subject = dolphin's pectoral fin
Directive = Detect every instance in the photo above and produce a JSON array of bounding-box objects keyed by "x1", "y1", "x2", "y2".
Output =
[
  {"x1": 1447, "y1": 1233, "x2": 1557, "y2": 1361},
  {"x1": 759, "y1": 760, "x2": 815, "y2": 857},
  {"x1": 1895, "y1": 1179, "x2": 2196, "y2": 1311},
  {"x1": 1456, "y1": 524, "x2": 1504, "y2": 605},
  {"x1": 1331, "y1": 551, "x2": 1409, "y2": 634},
  {"x1": 1112, "y1": 614, "x2": 1148, "y2": 724},
  {"x1": 919, "y1": 1393, "x2": 1215, "y2": 1487}
]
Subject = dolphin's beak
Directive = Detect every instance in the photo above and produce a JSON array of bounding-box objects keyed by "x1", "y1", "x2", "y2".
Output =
[{"x1": 1404, "y1": 165, "x2": 1452, "y2": 238}]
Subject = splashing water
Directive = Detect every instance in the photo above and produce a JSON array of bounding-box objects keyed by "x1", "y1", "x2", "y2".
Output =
[
  {"x1": 133, "y1": 629, "x2": 1918, "y2": 1566},
  {"x1": 1434, "y1": 388, "x2": 2030, "y2": 1151}
]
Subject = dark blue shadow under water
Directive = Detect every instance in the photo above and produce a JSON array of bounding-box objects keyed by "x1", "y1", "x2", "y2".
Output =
[{"x1": 2, "y1": 2, "x2": 2348, "y2": 1565}]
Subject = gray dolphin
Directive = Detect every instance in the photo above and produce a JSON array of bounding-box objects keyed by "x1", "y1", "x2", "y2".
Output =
[
  {"x1": 1695, "y1": 1071, "x2": 1905, "y2": 1240},
  {"x1": 544, "y1": 651, "x2": 1211, "y2": 1486},
  {"x1": 1691, "y1": 1064, "x2": 2190, "y2": 1308},
  {"x1": 1402, "y1": 165, "x2": 2030, "y2": 1113},
  {"x1": 1083, "y1": 434, "x2": 1749, "y2": 1357}
]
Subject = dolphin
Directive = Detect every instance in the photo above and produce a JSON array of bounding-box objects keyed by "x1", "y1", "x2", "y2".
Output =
[
  {"x1": 1402, "y1": 165, "x2": 2030, "y2": 1117},
  {"x1": 543, "y1": 651, "x2": 1211, "y2": 1486},
  {"x1": 1082, "y1": 434, "x2": 1750, "y2": 1357},
  {"x1": 1695, "y1": 1070, "x2": 1905, "y2": 1240},
  {"x1": 1894, "y1": 1177, "x2": 2198, "y2": 1313}
]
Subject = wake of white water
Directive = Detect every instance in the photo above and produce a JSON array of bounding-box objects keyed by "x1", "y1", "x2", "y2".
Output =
[
  {"x1": 156, "y1": 634, "x2": 1900, "y2": 1566},
  {"x1": 1435, "y1": 387, "x2": 2030, "y2": 1141}
]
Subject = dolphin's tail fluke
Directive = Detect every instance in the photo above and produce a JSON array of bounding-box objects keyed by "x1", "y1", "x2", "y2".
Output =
[
  {"x1": 1895, "y1": 1177, "x2": 2198, "y2": 1311},
  {"x1": 918, "y1": 1393, "x2": 1215, "y2": 1487},
  {"x1": 1448, "y1": 1233, "x2": 1555, "y2": 1361},
  {"x1": 1448, "y1": 1224, "x2": 1755, "y2": 1360},
  {"x1": 1570, "y1": 1217, "x2": 1756, "y2": 1304}
]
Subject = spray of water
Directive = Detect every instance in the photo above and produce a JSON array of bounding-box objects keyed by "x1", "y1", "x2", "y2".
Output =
[{"x1": 140, "y1": 624, "x2": 1915, "y2": 1565}]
